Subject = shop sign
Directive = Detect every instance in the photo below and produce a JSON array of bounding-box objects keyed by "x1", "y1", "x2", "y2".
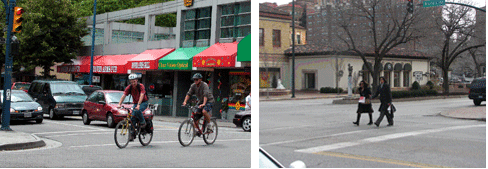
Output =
[
  {"x1": 94, "y1": 66, "x2": 118, "y2": 73},
  {"x1": 92, "y1": 76, "x2": 100, "y2": 83},
  {"x1": 198, "y1": 57, "x2": 233, "y2": 67},
  {"x1": 414, "y1": 71, "x2": 423, "y2": 81},
  {"x1": 159, "y1": 61, "x2": 189, "y2": 70},
  {"x1": 60, "y1": 65, "x2": 80, "y2": 73},
  {"x1": 132, "y1": 62, "x2": 151, "y2": 69},
  {"x1": 184, "y1": 0, "x2": 193, "y2": 7}
]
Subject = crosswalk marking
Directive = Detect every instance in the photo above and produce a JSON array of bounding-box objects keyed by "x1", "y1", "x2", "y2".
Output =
[{"x1": 295, "y1": 124, "x2": 485, "y2": 153}]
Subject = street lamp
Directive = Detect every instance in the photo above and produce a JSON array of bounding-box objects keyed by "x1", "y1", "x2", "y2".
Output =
[{"x1": 291, "y1": 0, "x2": 295, "y2": 98}]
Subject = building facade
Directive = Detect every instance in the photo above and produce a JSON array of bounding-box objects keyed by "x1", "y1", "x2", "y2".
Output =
[
  {"x1": 259, "y1": 3, "x2": 306, "y2": 89},
  {"x1": 58, "y1": 0, "x2": 251, "y2": 118}
]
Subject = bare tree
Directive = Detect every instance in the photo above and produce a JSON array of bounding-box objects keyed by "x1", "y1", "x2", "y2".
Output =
[
  {"x1": 431, "y1": 2, "x2": 485, "y2": 94},
  {"x1": 334, "y1": 0, "x2": 427, "y2": 92}
]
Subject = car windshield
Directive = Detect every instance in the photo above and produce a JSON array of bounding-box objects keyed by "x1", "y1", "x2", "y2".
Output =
[
  {"x1": 105, "y1": 92, "x2": 133, "y2": 104},
  {"x1": 13, "y1": 83, "x2": 30, "y2": 90},
  {"x1": 0, "y1": 91, "x2": 34, "y2": 103},
  {"x1": 50, "y1": 83, "x2": 85, "y2": 95}
]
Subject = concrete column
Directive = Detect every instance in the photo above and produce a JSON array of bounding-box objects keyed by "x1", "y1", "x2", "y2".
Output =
[
  {"x1": 172, "y1": 71, "x2": 178, "y2": 117},
  {"x1": 209, "y1": 1, "x2": 218, "y2": 45},
  {"x1": 144, "y1": 14, "x2": 151, "y2": 42},
  {"x1": 175, "y1": 7, "x2": 182, "y2": 49},
  {"x1": 103, "y1": 22, "x2": 112, "y2": 45}
]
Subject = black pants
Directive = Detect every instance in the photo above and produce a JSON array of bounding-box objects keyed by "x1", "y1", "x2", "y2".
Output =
[{"x1": 375, "y1": 104, "x2": 393, "y2": 125}]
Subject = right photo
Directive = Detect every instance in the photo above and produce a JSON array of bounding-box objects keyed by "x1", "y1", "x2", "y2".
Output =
[{"x1": 258, "y1": 0, "x2": 486, "y2": 168}]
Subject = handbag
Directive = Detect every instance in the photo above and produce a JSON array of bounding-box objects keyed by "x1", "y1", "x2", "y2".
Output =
[
  {"x1": 358, "y1": 96, "x2": 371, "y2": 104},
  {"x1": 387, "y1": 103, "x2": 396, "y2": 113}
]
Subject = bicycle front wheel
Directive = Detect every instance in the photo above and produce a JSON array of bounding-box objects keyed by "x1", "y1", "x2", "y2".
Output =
[
  {"x1": 178, "y1": 119, "x2": 195, "y2": 147},
  {"x1": 203, "y1": 119, "x2": 218, "y2": 145},
  {"x1": 114, "y1": 120, "x2": 130, "y2": 148}
]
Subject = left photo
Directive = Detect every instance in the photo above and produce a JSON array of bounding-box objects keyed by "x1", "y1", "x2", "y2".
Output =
[{"x1": 0, "y1": 0, "x2": 251, "y2": 168}]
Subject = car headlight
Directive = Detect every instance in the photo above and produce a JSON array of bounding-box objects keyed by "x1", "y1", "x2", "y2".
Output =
[
  {"x1": 144, "y1": 109, "x2": 152, "y2": 115},
  {"x1": 37, "y1": 106, "x2": 42, "y2": 111},
  {"x1": 118, "y1": 109, "x2": 128, "y2": 114},
  {"x1": 10, "y1": 108, "x2": 18, "y2": 113},
  {"x1": 55, "y1": 104, "x2": 66, "y2": 108}
]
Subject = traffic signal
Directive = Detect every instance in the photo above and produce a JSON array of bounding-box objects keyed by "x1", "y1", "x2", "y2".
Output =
[
  {"x1": 12, "y1": 7, "x2": 24, "y2": 33},
  {"x1": 407, "y1": 0, "x2": 414, "y2": 13}
]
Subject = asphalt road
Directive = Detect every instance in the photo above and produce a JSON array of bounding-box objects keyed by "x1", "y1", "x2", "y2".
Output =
[
  {"x1": 260, "y1": 98, "x2": 486, "y2": 168},
  {"x1": 0, "y1": 116, "x2": 251, "y2": 167}
]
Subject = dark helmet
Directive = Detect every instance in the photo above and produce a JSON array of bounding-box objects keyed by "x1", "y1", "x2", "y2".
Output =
[{"x1": 192, "y1": 73, "x2": 203, "y2": 80}]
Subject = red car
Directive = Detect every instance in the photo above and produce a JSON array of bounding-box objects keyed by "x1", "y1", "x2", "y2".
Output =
[
  {"x1": 82, "y1": 90, "x2": 153, "y2": 128},
  {"x1": 12, "y1": 82, "x2": 30, "y2": 92}
]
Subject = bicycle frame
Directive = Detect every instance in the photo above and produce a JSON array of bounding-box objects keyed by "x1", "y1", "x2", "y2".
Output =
[{"x1": 118, "y1": 107, "x2": 133, "y2": 136}]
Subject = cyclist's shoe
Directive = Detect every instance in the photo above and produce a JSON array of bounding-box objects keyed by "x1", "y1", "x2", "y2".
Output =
[
  {"x1": 129, "y1": 133, "x2": 136, "y2": 142},
  {"x1": 206, "y1": 124, "x2": 213, "y2": 133},
  {"x1": 195, "y1": 131, "x2": 202, "y2": 137}
]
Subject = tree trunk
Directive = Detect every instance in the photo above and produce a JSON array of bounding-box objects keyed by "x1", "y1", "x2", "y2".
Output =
[
  {"x1": 43, "y1": 66, "x2": 50, "y2": 79},
  {"x1": 442, "y1": 68, "x2": 450, "y2": 95}
]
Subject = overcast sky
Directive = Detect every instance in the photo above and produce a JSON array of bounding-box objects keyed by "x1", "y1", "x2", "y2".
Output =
[{"x1": 258, "y1": 0, "x2": 486, "y2": 7}]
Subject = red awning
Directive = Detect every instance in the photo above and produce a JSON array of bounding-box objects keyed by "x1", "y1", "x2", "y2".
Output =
[
  {"x1": 93, "y1": 54, "x2": 138, "y2": 74},
  {"x1": 57, "y1": 56, "x2": 101, "y2": 73},
  {"x1": 128, "y1": 48, "x2": 175, "y2": 70},
  {"x1": 193, "y1": 42, "x2": 238, "y2": 67}
]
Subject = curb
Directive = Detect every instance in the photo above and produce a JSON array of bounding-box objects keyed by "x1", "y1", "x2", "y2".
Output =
[
  {"x1": 260, "y1": 95, "x2": 345, "y2": 102},
  {"x1": 332, "y1": 95, "x2": 467, "y2": 104},
  {"x1": 154, "y1": 118, "x2": 236, "y2": 128},
  {"x1": 438, "y1": 112, "x2": 486, "y2": 121},
  {"x1": 0, "y1": 134, "x2": 46, "y2": 151}
]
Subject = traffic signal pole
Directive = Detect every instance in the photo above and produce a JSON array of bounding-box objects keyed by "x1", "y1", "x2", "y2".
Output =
[{"x1": 1, "y1": 0, "x2": 16, "y2": 131}]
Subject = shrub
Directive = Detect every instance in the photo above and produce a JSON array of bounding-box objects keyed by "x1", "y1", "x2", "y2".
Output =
[
  {"x1": 426, "y1": 81, "x2": 434, "y2": 89},
  {"x1": 411, "y1": 81, "x2": 421, "y2": 90},
  {"x1": 391, "y1": 89, "x2": 437, "y2": 99},
  {"x1": 320, "y1": 87, "x2": 344, "y2": 93}
]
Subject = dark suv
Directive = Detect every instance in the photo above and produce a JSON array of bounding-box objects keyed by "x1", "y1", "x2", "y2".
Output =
[
  {"x1": 79, "y1": 85, "x2": 103, "y2": 96},
  {"x1": 468, "y1": 77, "x2": 485, "y2": 106},
  {"x1": 28, "y1": 80, "x2": 87, "y2": 119}
]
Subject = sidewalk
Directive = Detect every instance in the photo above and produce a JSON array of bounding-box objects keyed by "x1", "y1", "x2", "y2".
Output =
[{"x1": 0, "y1": 115, "x2": 238, "y2": 151}]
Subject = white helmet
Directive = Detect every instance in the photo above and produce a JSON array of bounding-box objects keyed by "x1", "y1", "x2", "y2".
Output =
[{"x1": 128, "y1": 73, "x2": 138, "y2": 80}]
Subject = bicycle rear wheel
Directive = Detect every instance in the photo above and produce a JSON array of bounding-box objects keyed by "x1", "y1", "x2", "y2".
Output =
[
  {"x1": 114, "y1": 120, "x2": 130, "y2": 148},
  {"x1": 178, "y1": 119, "x2": 195, "y2": 147},
  {"x1": 203, "y1": 119, "x2": 218, "y2": 145},
  {"x1": 139, "y1": 122, "x2": 153, "y2": 146}
]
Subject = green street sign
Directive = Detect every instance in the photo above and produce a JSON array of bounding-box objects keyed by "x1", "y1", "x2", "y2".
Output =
[{"x1": 423, "y1": 0, "x2": 445, "y2": 7}]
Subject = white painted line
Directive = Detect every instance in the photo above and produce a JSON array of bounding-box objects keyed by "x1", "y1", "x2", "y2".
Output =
[
  {"x1": 260, "y1": 125, "x2": 317, "y2": 132},
  {"x1": 68, "y1": 138, "x2": 251, "y2": 148},
  {"x1": 296, "y1": 124, "x2": 486, "y2": 153},
  {"x1": 43, "y1": 120, "x2": 106, "y2": 131},
  {"x1": 261, "y1": 130, "x2": 364, "y2": 147}
]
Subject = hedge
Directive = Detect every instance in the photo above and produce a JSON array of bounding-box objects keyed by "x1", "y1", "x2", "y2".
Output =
[
  {"x1": 391, "y1": 89, "x2": 438, "y2": 99},
  {"x1": 320, "y1": 87, "x2": 344, "y2": 93}
]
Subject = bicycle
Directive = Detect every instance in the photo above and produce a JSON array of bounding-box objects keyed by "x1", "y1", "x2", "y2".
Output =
[
  {"x1": 114, "y1": 106, "x2": 153, "y2": 148},
  {"x1": 178, "y1": 104, "x2": 218, "y2": 147}
]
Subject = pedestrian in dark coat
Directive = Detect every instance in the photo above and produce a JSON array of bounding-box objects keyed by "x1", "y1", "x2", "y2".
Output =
[
  {"x1": 372, "y1": 77, "x2": 393, "y2": 127},
  {"x1": 353, "y1": 80, "x2": 374, "y2": 126}
]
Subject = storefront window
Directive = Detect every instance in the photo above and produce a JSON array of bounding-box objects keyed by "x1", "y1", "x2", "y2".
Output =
[
  {"x1": 260, "y1": 68, "x2": 280, "y2": 88},
  {"x1": 229, "y1": 72, "x2": 251, "y2": 111}
]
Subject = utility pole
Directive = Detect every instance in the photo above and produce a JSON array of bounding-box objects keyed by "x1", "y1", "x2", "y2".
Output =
[
  {"x1": 1, "y1": 0, "x2": 15, "y2": 131},
  {"x1": 89, "y1": 0, "x2": 97, "y2": 85},
  {"x1": 291, "y1": 0, "x2": 295, "y2": 98}
]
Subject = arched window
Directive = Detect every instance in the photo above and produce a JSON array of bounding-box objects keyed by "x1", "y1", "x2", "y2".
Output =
[{"x1": 403, "y1": 63, "x2": 412, "y2": 87}]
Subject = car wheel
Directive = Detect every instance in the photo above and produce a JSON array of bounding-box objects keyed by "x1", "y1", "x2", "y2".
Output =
[
  {"x1": 241, "y1": 116, "x2": 251, "y2": 132},
  {"x1": 49, "y1": 108, "x2": 58, "y2": 120},
  {"x1": 36, "y1": 118, "x2": 43, "y2": 123},
  {"x1": 474, "y1": 99, "x2": 482, "y2": 106},
  {"x1": 82, "y1": 111, "x2": 91, "y2": 125},
  {"x1": 107, "y1": 113, "x2": 115, "y2": 128}
]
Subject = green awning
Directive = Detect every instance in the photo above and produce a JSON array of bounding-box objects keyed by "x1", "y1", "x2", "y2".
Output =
[
  {"x1": 404, "y1": 63, "x2": 412, "y2": 71},
  {"x1": 158, "y1": 47, "x2": 208, "y2": 70},
  {"x1": 384, "y1": 63, "x2": 393, "y2": 71},
  {"x1": 237, "y1": 35, "x2": 251, "y2": 62}
]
